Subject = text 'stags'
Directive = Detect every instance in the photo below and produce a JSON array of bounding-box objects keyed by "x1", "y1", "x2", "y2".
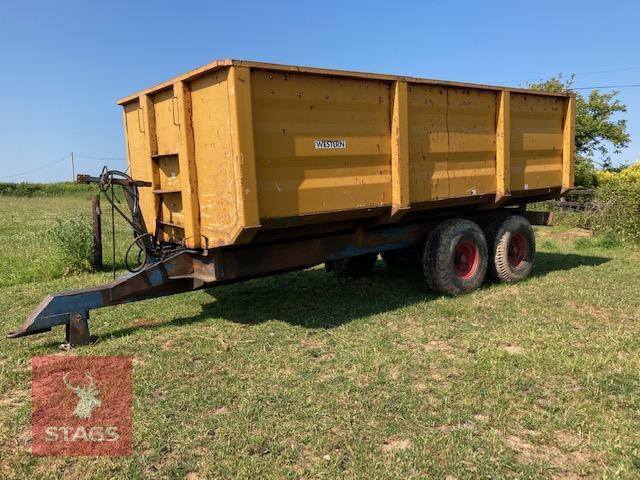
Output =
[{"x1": 32, "y1": 356, "x2": 132, "y2": 456}]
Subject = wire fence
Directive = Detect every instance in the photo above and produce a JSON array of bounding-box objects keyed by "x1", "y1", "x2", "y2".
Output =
[{"x1": 0, "y1": 152, "x2": 127, "y2": 182}]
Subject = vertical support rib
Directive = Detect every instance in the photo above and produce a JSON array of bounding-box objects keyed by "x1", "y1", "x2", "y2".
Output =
[
  {"x1": 390, "y1": 81, "x2": 410, "y2": 218},
  {"x1": 174, "y1": 81, "x2": 201, "y2": 248},
  {"x1": 140, "y1": 94, "x2": 158, "y2": 157},
  {"x1": 495, "y1": 90, "x2": 511, "y2": 203},
  {"x1": 227, "y1": 66, "x2": 261, "y2": 242},
  {"x1": 140, "y1": 94, "x2": 160, "y2": 234},
  {"x1": 562, "y1": 96, "x2": 576, "y2": 193}
]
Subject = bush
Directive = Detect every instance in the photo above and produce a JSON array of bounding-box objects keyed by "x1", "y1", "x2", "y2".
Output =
[
  {"x1": 590, "y1": 162, "x2": 640, "y2": 244},
  {"x1": 50, "y1": 214, "x2": 95, "y2": 273},
  {"x1": 575, "y1": 156, "x2": 599, "y2": 188},
  {"x1": 596, "y1": 162, "x2": 640, "y2": 184},
  {"x1": 553, "y1": 208, "x2": 597, "y2": 230},
  {"x1": 548, "y1": 162, "x2": 640, "y2": 245}
]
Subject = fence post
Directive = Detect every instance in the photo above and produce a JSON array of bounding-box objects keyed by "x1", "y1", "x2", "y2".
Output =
[{"x1": 91, "y1": 195, "x2": 103, "y2": 270}]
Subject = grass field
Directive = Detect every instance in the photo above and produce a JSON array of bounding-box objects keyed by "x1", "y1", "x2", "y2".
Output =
[{"x1": 1, "y1": 194, "x2": 639, "y2": 479}]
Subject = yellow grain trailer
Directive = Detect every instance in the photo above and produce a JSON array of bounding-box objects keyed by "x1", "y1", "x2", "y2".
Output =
[{"x1": 9, "y1": 60, "x2": 574, "y2": 345}]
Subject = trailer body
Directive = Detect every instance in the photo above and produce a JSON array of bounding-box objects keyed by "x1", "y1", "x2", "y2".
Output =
[
  {"x1": 118, "y1": 59, "x2": 574, "y2": 249},
  {"x1": 8, "y1": 60, "x2": 574, "y2": 345}
]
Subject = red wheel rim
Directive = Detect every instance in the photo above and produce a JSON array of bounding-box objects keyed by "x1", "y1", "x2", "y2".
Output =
[
  {"x1": 508, "y1": 233, "x2": 528, "y2": 268},
  {"x1": 454, "y1": 240, "x2": 479, "y2": 279}
]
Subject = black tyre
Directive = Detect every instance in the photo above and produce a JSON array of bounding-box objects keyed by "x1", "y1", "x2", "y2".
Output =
[
  {"x1": 423, "y1": 219, "x2": 488, "y2": 295},
  {"x1": 381, "y1": 245, "x2": 422, "y2": 269},
  {"x1": 485, "y1": 215, "x2": 535, "y2": 282},
  {"x1": 326, "y1": 254, "x2": 377, "y2": 277}
]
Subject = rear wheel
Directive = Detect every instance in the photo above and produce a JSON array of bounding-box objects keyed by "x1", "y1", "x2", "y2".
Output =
[
  {"x1": 423, "y1": 219, "x2": 488, "y2": 296},
  {"x1": 381, "y1": 245, "x2": 422, "y2": 269},
  {"x1": 486, "y1": 215, "x2": 535, "y2": 282},
  {"x1": 326, "y1": 254, "x2": 377, "y2": 277}
]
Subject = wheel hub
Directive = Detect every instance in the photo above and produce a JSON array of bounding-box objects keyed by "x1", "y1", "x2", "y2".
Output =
[
  {"x1": 454, "y1": 240, "x2": 479, "y2": 279},
  {"x1": 508, "y1": 233, "x2": 527, "y2": 268}
]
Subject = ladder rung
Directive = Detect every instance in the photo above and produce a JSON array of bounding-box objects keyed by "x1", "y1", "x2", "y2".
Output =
[
  {"x1": 157, "y1": 220, "x2": 184, "y2": 229},
  {"x1": 153, "y1": 189, "x2": 181, "y2": 194}
]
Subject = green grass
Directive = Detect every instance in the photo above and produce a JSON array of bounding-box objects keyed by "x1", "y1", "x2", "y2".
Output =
[
  {"x1": 1, "y1": 195, "x2": 640, "y2": 479},
  {"x1": 0, "y1": 196, "x2": 131, "y2": 287},
  {"x1": 0, "y1": 182, "x2": 96, "y2": 197}
]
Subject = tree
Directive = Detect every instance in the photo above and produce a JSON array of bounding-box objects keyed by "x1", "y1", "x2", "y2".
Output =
[{"x1": 528, "y1": 76, "x2": 630, "y2": 187}]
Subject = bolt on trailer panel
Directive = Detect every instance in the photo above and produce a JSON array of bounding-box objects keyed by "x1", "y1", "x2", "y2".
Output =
[{"x1": 120, "y1": 59, "x2": 574, "y2": 250}]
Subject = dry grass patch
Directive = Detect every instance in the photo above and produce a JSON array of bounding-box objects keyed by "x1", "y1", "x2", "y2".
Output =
[
  {"x1": 503, "y1": 344, "x2": 525, "y2": 354},
  {"x1": 502, "y1": 430, "x2": 598, "y2": 478},
  {"x1": 381, "y1": 439, "x2": 412, "y2": 453},
  {"x1": 536, "y1": 228, "x2": 592, "y2": 241},
  {"x1": 436, "y1": 422, "x2": 475, "y2": 433}
]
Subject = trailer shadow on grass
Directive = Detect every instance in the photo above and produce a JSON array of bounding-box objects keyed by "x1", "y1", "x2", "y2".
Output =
[
  {"x1": 96, "y1": 251, "x2": 611, "y2": 341},
  {"x1": 532, "y1": 251, "x2": 610, "y2": 278}
]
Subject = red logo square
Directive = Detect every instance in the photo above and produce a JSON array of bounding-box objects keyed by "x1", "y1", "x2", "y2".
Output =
[{"x1": 32, "y1": 356, "x2": 132, "y2": 456}]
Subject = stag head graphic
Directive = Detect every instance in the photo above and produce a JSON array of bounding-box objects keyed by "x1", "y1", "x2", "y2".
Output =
[{"x1": 63, "y1": 372, "x2": 102, "y2": 418}]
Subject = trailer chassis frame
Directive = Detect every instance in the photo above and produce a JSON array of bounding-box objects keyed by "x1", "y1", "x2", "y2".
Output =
[{"x1": 7, "y1": 208, "x2": 552, "y2": 346}]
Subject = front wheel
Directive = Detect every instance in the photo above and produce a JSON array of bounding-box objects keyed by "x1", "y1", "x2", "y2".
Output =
[
  {"x1": 485, "y1": 215, "x2": 535, "y2": 282},
  {"x1": 423, "y1": 219, "x2": 488, "y2": 296}
]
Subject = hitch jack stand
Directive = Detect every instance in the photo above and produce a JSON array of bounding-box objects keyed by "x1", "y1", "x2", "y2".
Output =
[{"x1": 65, "y1": 312, "x2": 93, "y2": 346}]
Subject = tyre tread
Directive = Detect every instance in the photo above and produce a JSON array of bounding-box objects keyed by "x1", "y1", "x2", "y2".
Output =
[
  {"x1": 485, "y1": 214, "x2": 535, "y2": 282},
  {"x1": 423, "y1": 219, "x2": 488, "y2": 296}
]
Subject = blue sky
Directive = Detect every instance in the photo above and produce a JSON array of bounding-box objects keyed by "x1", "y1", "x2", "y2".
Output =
[{"x1": 1, "y1": 0, "x2": 638, "y2": 182}]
